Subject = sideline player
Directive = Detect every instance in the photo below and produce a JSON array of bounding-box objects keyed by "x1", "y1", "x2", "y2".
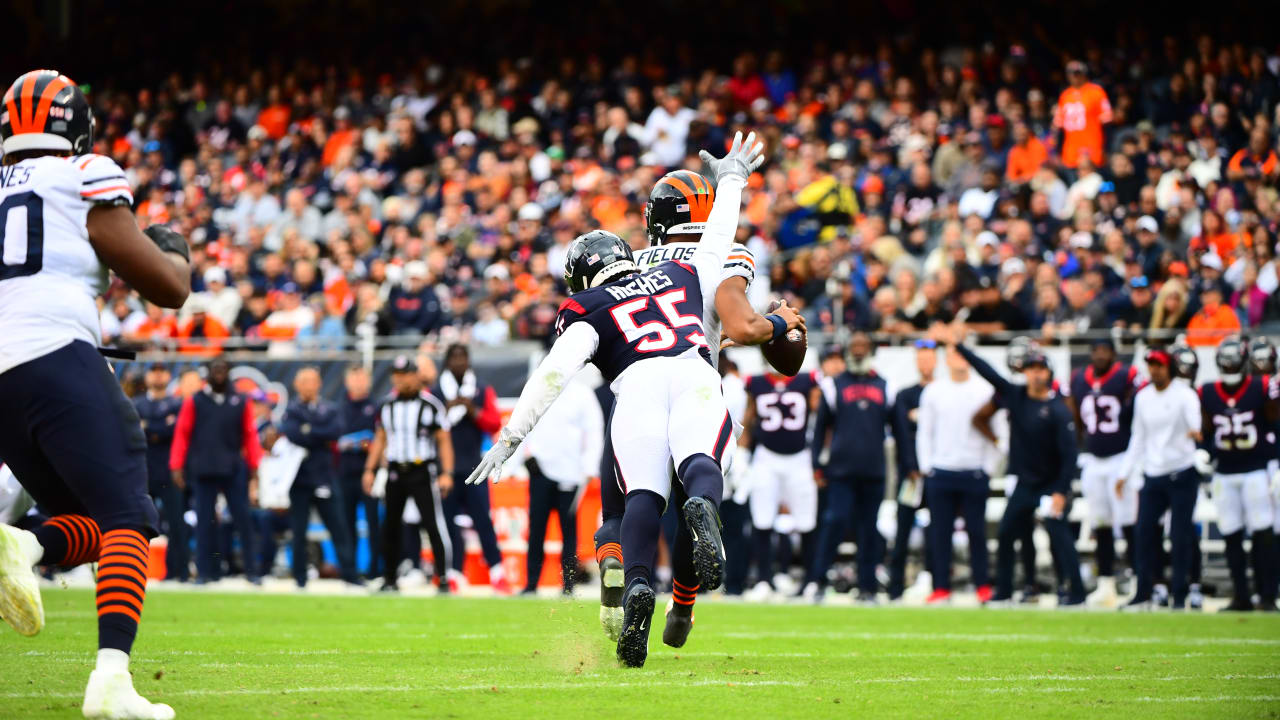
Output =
[
  {"x1": 0, "y1": 70, "x2": 190, "y2": 719},
  {"x1": 1196, "y1": 338, "x2": 1277, "y2": 611},
  {"x1": 465, "y1": 133, "x2": 770, "y2": 667},
  {"x1": 739, "y1": 367, "x2": 821, "y2": 598},
  {"x1": 1248, "y1": 338, "x2": 1280, "y2": 604},
  {"x1": 593, "y1": 165, "x2": 804, "y2": 643},
  {"x1": 1066, "y1": 340, "x2": 1141, "y2": 608}
]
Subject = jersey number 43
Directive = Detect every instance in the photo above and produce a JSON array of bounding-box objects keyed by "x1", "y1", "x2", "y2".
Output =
[{"x1": 0, "y1": 191, "x2": 44, "y2": 281}]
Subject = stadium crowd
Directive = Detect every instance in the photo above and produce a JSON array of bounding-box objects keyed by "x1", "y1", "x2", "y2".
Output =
[{"x1": 80, "y1": 36, "x2": 1280, "y2": 354}]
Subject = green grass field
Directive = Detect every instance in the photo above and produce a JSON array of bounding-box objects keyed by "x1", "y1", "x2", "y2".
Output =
[{"x1": 2, "y1": 589, "x2": 1278, "y2": 719}]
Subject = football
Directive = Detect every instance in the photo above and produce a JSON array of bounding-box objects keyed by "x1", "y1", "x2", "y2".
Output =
[{"x1": 761, "y1": 300, "x2": 806, "y2": 376}]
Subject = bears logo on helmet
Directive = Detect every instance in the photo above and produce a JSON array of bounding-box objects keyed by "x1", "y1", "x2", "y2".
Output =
[
  {"x1": 645, "y1": 170, "x2": 715, "y2": 246},
  {"x1": 1, "y1": 70, "x2": 94, "y2": 155}
]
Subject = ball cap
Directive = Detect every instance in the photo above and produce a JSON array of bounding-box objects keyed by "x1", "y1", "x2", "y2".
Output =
[{"x1": 390, "y1": 355, "x2": 417, "y2": 374}]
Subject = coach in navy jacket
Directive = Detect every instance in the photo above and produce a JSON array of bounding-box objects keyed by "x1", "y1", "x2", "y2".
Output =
[
  {"x1": 806, "y1": 332, "x2": 897, "y2": 599},
  {"x1": 280, "y1": 367, "x2": 360, "y2": 587},
  {"x1": 135, "y1": 363, "x2": 189, "y2": 581}
]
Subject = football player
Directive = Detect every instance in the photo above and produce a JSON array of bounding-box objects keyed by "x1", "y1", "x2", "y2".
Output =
[
  {"x1": 1196, "y1": 338, "x2": 1278, "y2": 611},
  {"x1": 0, "y1": 70, "x2": 190, "y2": 719},
  {"x1": 1249, "y1": 338, "x2": 1280, "y2": 604},
  {"x1": 465, "y1": 133, "x2": 781, "y2": 667},
  {"x1": 739, "y1": 367, "x2": 822, "y2": 598},
  {"x1": 1066, "y1": 339, "x2": 1141, "y2": 608},
  {"x1": 593, "y1": 166, "x2": 805, "y2": 644}
]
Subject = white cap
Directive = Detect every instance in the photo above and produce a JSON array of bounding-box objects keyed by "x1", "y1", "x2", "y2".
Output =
[
  {"x1": 452, "y1": 130, "x2": 477, "y2": 147},
  {"x1": 1001, "y1": 257, "x2": 1027, "y2": 276},
  {"x1": 1200, "y1": 253, "x2": 1223, "y2": 271},
  {"x1": 827, "y1": 143, "x2": 848, "y2": 161},
  {"x1": 1136, "y1": 215, "x2": 1159, "y2": 233},
  {"x1": 517, "y1": 202, "x2": 545, "y2": 222},
  {"x1": 976, "y1": 231, "x2": 1000, "y2": 248},
  {"x1": 404, "y1": 260, "x2": 428, "y2": 279},
  {"x1": 483, "y1": 263, "x2": 510, "y2": 281},
  {"x1": 1069, "y1": 231, "x2": 1095, "y2": 249},
  {"x1": 203, "y1": 266, "x2": 227, "y2": 286}
]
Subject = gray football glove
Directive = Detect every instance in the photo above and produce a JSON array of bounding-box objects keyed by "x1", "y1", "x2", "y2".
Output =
[
  {"x1": 698, "y1": 130, "x2": 765, "y2": 184},
  {"x1": 465, "y1": 429, "x2": 519, "y2": 485}
]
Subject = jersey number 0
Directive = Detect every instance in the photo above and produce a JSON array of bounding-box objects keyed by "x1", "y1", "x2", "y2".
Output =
[{"x1": 0, "y1": 191, "x2": 44, "y2": 281}]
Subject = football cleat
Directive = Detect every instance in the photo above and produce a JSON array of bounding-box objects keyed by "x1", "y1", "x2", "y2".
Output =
[
  {"x1": 1152, "y1": 583, "x2": 1170, "y2": 607},
  {"x1": 616, "y1": 580, "x2": 656, "y2": 668},
  {"x1": 1059, "y1": 594, "x2": 1087, "y2": 609},
  {"x1": 682, "y1": 497, "x2": 726, "y2": 591},
  {"x1": 1120, "y1": 596, "x2": 1152, "y2": 612},
  {"x1": 662, "y1": 599, "x2": 694, "y2": 648},
  {"x1": 975, "y1": 585, "x2": 994, "y2": 604},
  {"x1": 599, "y1": 556, "x2": 625, "y2": 641},
  {"x1": 985, "y1": 595, "x2": 1015, "y2": 609},
  {"x1": 82, "y1": 670, "x2": 175, "y2": 720},
  {"x1": 1256, "y1": 599, "x2": 1278, "y2": 612},
  {"x1": 0, "y1": 523, "x2": 44, "y2": 636}
]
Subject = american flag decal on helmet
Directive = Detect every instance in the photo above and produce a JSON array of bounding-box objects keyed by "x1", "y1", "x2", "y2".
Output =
[
  {"x1": 676, "y1": 204, "x2": 690, "y2": 212},
  {"x1": 587, "y1": 253, "x2": 600, "y2": 263}
]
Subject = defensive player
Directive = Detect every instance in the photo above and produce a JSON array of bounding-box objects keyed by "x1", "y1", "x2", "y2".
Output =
[
  {"x1": 739, "y1": 368, "x2": 821, "y2": 598},
  {"x1": 1195, "y1": 338, "x2": 1277, "y2": 611},
  {"x1": 465, "y1": 133, "x2": 769, "y2": 667},
  {"x1": 1249, "y1": 338, "x2": 1280, "y2": 603},
  {"x1": 1066, "y1": 339, "x2": 1141, "y2": 608},
  {"x1": 0, "y1": 70, "x2": 190, "y2": 719},
  {"x1": 594, "y1": 166, "x2": 804, "y2": 643}
]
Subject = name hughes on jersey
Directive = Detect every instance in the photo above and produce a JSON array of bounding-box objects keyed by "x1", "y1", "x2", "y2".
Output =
[
  {"x1": 603, "y1": 269, "x2": 674, "y2": 301},
  {"x1": 0, "y1": 165, "x2": 33, "y2": 188}
]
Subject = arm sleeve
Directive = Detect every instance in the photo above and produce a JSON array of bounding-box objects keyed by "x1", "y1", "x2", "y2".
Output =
[
  {"x1": 1182, "y1": 386, "x2": 1202, "y2": 435},
  {"x1": 915, "y1": 388, "x2": 934, "y2": 475},
  {"x1": 693, "y1": 174, "x2": 746, "y2": 311},
  {"x1": 474, "y1": 386, "x2": 502, "y2": 434},
  {"x1": 169, "y1": 396, "x2": 195, "y2": 471},
  {"x1": 502, "y1": 321, "x2": 600, "y2": 443},
  {"x1": 722, "y1": 244, "x2": 757, "y2": 288},
  {"x1": 956, "y1": 344, "x2": 1013, "y2": 397},
  {"x1": 1120, "y1": 393, "x2": 1145, "y2": 480},
  {"x1": 242, "y1": 401, "x2": 263, "y2": 471},
  {"x1": 1053, "y1": 405, "x2": 1078, "y2": 495}
]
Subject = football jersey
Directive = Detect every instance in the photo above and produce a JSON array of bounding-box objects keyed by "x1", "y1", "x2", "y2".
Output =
[
  {"x1": 634, "y1": 241, "x2": 755, "y2": 369},
  {"x1": 746, "y1": 370, "x2": 818, "y2": 454},
  {"x1": 555, "y1": 260, "x2": 709, "y2": 385},
  {"x1": 1200, "y1": 375, "x2": 1274, "y2": 474},
  {"x1": 1069, "y1": 362, "x2": 1139, "y2": 458},
  {"x1": 0, "y1": 154, "x2": 132, "y2": 374}
]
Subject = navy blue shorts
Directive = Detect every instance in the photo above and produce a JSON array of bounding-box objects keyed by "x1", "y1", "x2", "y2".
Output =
[{"x1": 0, "y1": 340, "x2": 157, "y2": 535}]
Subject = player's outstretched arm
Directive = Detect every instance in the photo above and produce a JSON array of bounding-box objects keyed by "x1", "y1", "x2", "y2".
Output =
[
  {"x1": 716, "y1": 278, "x2": 805, "y2": 345},
  {"x1": 87, "y1": 207, "x2": 190, "y2": 308},
  {"x1": 693, "y1": 131, "x2": 764, "y2": 309},
  {"x1": 465, "y1": 321, "x2": 599, "y2": 485}
]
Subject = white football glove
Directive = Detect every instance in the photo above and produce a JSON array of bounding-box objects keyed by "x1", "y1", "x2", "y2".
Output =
[
  {"x1": 1193, "y1": 449, "x2": 1215, "y2": 477},
  {"x1": 698, "y1": 130, "x2": 765, "y2": 184},
  {"x1": 465, "y1": 430, "x2": 520, "y2": 485}
]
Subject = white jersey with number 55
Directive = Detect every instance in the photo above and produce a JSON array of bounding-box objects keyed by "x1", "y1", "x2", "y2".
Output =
[
  {"x1": 634, "y1": 241, "x2": 755, "y2": 369},
  {"x1": 0, "y1": 153, "x2": 132, "y2": 375}
]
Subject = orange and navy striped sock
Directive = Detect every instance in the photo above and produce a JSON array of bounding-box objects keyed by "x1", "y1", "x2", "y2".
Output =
[
  {"x1": 96, "y1": 529, "x2": 149, "y2": 654},
  {"x1": 672, "y1": 579, "x2": 699, "y2": 613},
  {"x1": 595, "y1": 542, "x2": 622, "y2": 566},
  {"x1": 32, "y1": 514, "x2": 101, "y2": 567}
]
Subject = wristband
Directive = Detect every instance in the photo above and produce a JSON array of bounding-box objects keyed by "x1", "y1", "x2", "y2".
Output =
[{"x1": 766, "y1": 313, "x2": 788, "y2": 342}]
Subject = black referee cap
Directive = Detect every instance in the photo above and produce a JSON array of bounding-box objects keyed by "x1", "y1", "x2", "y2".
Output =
[{"x1": 390, "y1": 355, "x2": 417, "y2": 373}]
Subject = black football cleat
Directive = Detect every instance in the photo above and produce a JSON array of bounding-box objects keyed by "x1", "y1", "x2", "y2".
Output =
[
  {"x1": 1222, "y1": 596, "x2": 1255, "y2": 612},
  {"x1": 617, "y1": 580, "x2": 656, "y2": 668},
  {"x1": 682, "y1": 497, "x2": 726, "y2": 591},
  {"x1": 662, "y1": 599, "x2": 694, "y2": 648}
]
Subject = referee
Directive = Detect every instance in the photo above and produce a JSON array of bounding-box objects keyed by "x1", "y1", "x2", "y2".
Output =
[{"x1": 363, "y1": 355, "x2": 455, "y2": 593}]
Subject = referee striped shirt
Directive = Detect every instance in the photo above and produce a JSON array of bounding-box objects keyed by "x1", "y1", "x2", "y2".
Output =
[{"x1": 379, "y1": 392, "x2": 451, "y2": 464}]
